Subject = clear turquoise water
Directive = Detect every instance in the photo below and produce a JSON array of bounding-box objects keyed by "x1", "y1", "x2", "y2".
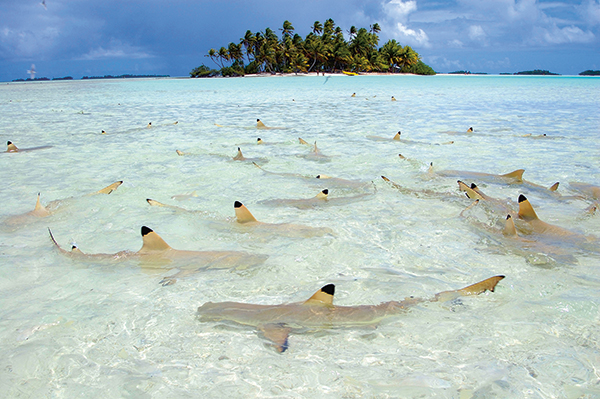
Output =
[{"x1": 0, "y1": 75, "x2": 599, "y2": 398}]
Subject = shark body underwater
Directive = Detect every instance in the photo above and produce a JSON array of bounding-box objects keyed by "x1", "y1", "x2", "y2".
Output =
[
  {"x1": 49, "y1": 226, "x2": 268, "y2": 284},
  {"x1": 197, "y1": 275, "x2": 505, "y2": 353}
]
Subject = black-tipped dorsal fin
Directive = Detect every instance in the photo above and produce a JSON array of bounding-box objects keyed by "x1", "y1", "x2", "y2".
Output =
[
  {"x1": 458, "y1": 181, "x2": 483, "y2": 200},
  {"x1": 234, "y1": 201, "x2": 258, "y2": 223},
  {"x1": 7, "y1": 141, "x2": 19, "y2": 152},
  {"x1": 316, "y1": 174, "x2": 331, "y2": 179},
  {"x1": 393, "y1": 132, "x2": 401, "y2": 140},
  {"x1": 257, "y1": 138, "x2": 263, "y2": 144},
  {"x1": 257, "y1": 119, "x2": 266, "y2": 128},
  {"x1": 139, "y1": 226, "x2": 172, "y2": 252},
  {"x1": 549, "y1": 182, "x2": 559, "y2": 192},
  {"x1": 501, "y1": 169, "x2": 525, "y2": 182},
  {"x1": 233, "y1": 147, "x2": 245, "y2": 161},
  {"x1": 518, "y1": 194, "x2": 538, "y2": 220},
  {"x1": 304, "y1": 284, "x2": 335, "y2": 306},
  {"x1": 315, "y1": 189, "x2": 329, "y2": 199},
  {"x1": 502, "y1": 215, "x2": 518, "y2": 237}
]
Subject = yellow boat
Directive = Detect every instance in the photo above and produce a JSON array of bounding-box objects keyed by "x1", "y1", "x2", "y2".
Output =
[{"x1": 342, "y1": 71, "x2": 358, "y2": 76}]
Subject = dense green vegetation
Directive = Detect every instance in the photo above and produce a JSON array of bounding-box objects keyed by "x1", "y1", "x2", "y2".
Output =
[
  {"x1": 191, "y1": 19, "x2": 435, "y2": 77},
  {"x1": 514, "y1": 70, "x2": 559, "y2": 75},
  {"x1": 579, "y1": 70, "x2": 600, "y2": 76}
]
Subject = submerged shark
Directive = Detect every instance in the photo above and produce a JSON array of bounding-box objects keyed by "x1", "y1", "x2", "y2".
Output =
[
  {"x1": 253, "y1": 162, "x2": 371, "y2": 190},
  {"x1": 4, "y1": 140, "x2": 53, "y2": 153},
  {"x1": 49, "y1": 226, "x2": 268, "y2": 284},
  {"x1": 297, "y1": 141, "x2": 332, "y2": 163},
  {"x1": 437, "y1": 168, "x2": 525, "y2": 184},
  {"x1": 4, "y1": 181, "x2": 123, "y2": 228},
  {"x1": 258, "y1": 189, "x2": 372, "y2": 209},
  {"x1": 233, "y1": 201, "x2": 333, "y2": 238},
  {"x1": 197, "y1": 275, "x2": 505, "y2": 352},
  {"x1": 366, "y1": 131, "x2": 430, "y2": 145},
  {"x1": 232, "y1": 147, "x2": 268, "y2": 164}
]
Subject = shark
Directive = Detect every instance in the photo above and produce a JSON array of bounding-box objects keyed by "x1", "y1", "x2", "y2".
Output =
[
  {"x1": 3, "y1": 181, "x2": 123, "y2": 228},
  {"x1": 4, "y1": 140, "x2": 53, "y2": 153},
  {"x1": 197, "y1": 275, "x2": 505, "y2": 353},
  {"x1": 366, "y1": 131, "x2": 430, "y2": 145},
  {"x1": 515, "y1": 195, "x2": 597, "y2": 244},
  {"x1": 258, "y1": 188, "x2": 372, "y2": 209},
  {"x1": 49, "y1": 226, "x2": 268, "y2": 284},
  {"x1": 297, "y1": 141, "x2": 332, "y2": 163},
  {"x1": 569, "y1": 182, "x2": 600, "y2": 201},
  {"x1": 232, "y1": 147, "x2": 268, "y2": 164},
  {"x1": 233, "y1": 201, "x2": 333, "y2": 238},
  {"x1": 437, "y1": 168, "x2": 525, "y2": 184}
]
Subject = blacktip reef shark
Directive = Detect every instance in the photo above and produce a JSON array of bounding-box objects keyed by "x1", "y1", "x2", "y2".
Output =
[
  {"x1": 515, "y1": 195, "x2": 597, "y2": 245},
  {"x1": 233, "y1": 201, "x2": 333, "y2": 238},
  {"x1": 3, "y1": 181, "x2": 123, "y2": 228},
  {"x1": 252, "y1": 162, "x2": 372, "y2": 190},
  {"x1": 232, "y1": 147, "x2": 268, "y2": 164},
  {"x1": 4, "y1": 140, "x2": 53, "y2": 153},
  {"x1": 460, "y1": 200, "x2": 577, "y2": 265},
  {"x1": 297, "y1": 141, "x2": 332, "y2": 162},
  {"x1": 214, "y1": 119, "x2": 286, "y2": 130},
  {"x1": 437, "y1": 168, "x2": 526, "y2": 184},
  {"x1": 366, "y1": 131, "x2": 432, "y2": 145},
  {"x1": 258, "y1": 188, "x2": 373, "y2": 209},
  {"x1": 49, "y1": 226, "x2": 268, "y2": 285},
  {"x1": 197, "y1": 275, "x2": 505, "y2": 353}
]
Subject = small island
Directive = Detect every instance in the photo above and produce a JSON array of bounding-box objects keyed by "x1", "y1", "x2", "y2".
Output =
[
  {"x1": 513, "y1": 70, "x2": 559, "y2": 76},
  {"x1": 190, "y1": 19, "x2": 435, "y2": 78},
  {"x1": 579, "y1": 70, "x2": 600, "y2": 76}
]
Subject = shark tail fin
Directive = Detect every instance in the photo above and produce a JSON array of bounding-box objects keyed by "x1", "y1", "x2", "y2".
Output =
[
  {"x1": 256, "y1": 119, "x2": 266, "y2": 128},
  {"x1": 393, "y1": 132, "x2": 401, "y2": 140},
  {"x1": 233, "y1": 147, "x2": 245, "y2": 161},
  {"x1": 502, "y1": 215, "x2": 518, "y2": 237},
  {"x1": 93, "y1": 181, "x2": 123, "y2": 195},
  {"x1": 315, "y1": 189, "x2": 329, "y2": 200},
  {"x1": 234, "y1": 201, "x2": 258, "y2": 223},
  {"x1": 518, "y1": 194, "x2": 538, "y2": 220},
  {"x1": 139, "y1": 226, "x2": 172, "y2": 252},
  {"x1": 435, "y1": 276, "x2": 505, "y2": 302},
  {"x1": 549, "y1": 182, "x2": 559, "y2": 192},
  {"x1": 304, "y1": 284, "x2": 335, "y2": 306},
  {"x1": 7, "y1": 141, "x2": 18, "y2": 152},
  {"x1": 501, "y1": 169, "x2": 525, "y2": 182}
]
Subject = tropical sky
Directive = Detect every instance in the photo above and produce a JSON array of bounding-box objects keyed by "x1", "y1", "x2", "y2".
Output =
[{"x1": 1, "y1": 0, "x2": 599, "y2": 80}]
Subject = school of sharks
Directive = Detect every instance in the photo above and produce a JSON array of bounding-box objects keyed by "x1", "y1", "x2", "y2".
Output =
[{"x1": 3, "y1": 115, "x2": 599, "y2": 355}]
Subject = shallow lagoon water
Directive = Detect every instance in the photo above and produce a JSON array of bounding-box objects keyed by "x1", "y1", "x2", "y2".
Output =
[{"x1": 0, "y1": 75, "x2": 599, "y2": 398}]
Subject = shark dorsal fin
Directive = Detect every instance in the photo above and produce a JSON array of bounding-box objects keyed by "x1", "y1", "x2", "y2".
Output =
[
  {"x1": 139, "y1": 226, "x2": 172, "y2": 252},
  {"x1": 146, "y1": 198, "x2": 167, "y2": 207},
  {"x1": 312, "y1": 141, "x2": 319, "y2": 153},
  {"x1": 299, "y1": 137, "x2": 309, "y2": 145},
  {"x1": 304, "y1": 284, "x2": 335, "y2": 306},
  {"x1": 234, "y1": 201, "x2": 258, "y2": 223},
  {"x1": 316, "y1": 174, "x2": 331, "y2": 179},
  {"x1": 7, "y1": 141, "x2": 18, "y2": 152},
  {"x1": 549, "y1": 182, "x2": 559, "y2": 192},
  {"x1": 458, "y1": 181, "x2": 483, "y2": 200},
  {"x1": 257, "y1": 119, "x2": 266, "y2": 128},
  {"x1": 518, "y1": 194, "x2": 538, "y2": 220},
  {"x1": 233, "y1": 147, "x2": 245, "y2": 161},
  {"x1": 398, "y1": 154, "x2": 406, "y2": 159},
  {"x1": 502, "y1": 215, "x2": 518, "y2": 237},
  {"x1": 467, "y1": 127, "x2": 473, "y2": 132},
  {"x1": 257, "y1": 138, "x2": 263, "y2": 145},
  {"x1": 458, "y1": 275, "x2": 505, "y2": 295},
  {"x1": 351, "y1": 93, "x2": 356, "y2": 97},
  {"x1": 176, "y1": 150, "x2": 185, "y2": 156},
  {"x1": 393, "y1": 132, "x2": 401, "y2": 140},
  {"x1": 428, "y1": 162, "x2": 434, "y2": 174},
  {"x1": 94, "y1": 181, "x2": 123, "y2": 195},
  {"x1": 315, "y1": 189, "x2": 328, "y2": 199},
  {"x1": 32, "y1": 193, "x2": 50, "y2": 216},
  {"x1": 501, "y1": 169, "x2": 525, "y2": 182}
]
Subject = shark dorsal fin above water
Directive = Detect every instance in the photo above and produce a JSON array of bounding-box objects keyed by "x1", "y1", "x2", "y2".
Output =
[
  {"x1": 457, "y1": 181, "x2": 483, "y2": 200},
  {"x1": 234, "y1": 201, "x2": 258, "y2": 223},
  {"x1": 257, "y1": 138, "x2": 263, "y2": 145},
  {"x1": 298, "y1": 137, "x2": 309, "y2": 145},
  {"x1": 139, "y1": 226, "x2": 172, "y2": 252},
  {"x1": 501, "y1": 169, "x2": 525, "y2": 182},
  {"x1": 233, "y1": 147, "x2": 245, "y2": 161},
  {"x1": 393, "y1": 132, "x2": 401, "y2": 140},
  {"x1": 6, "y1": 141, "x2": 18, "y2": 152},
  {"x1": 517, "y1": 195, "x2": 539, "y2": 221},
  {"x1": 32, "y1": 193, "x2": 50, "y2": 217},
  {"x1": 549, "y1": 182, "x2": 559, "y2": 192},
  {"x1": 304, "y1": 284, "x2": 335, "y2": 306},
  {"x1": 503, "y1": 215, "x2": 518, "y2": 237},
  {"x1": 257, "y1": 119, "x2": 266, "y2": 128},
  {"x1": 315, "y1": 189, "x2": 329, "y2": 200}
]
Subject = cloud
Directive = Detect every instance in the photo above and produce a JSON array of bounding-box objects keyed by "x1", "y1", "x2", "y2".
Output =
[
  {"x1": 77, "y1": 40, "x2": 154, "y2": 60},
  {"x1": 538, "y1": 24, "x2": 595, "y2": 44},
  {"x1": 383, "y1": 0, "x2": 417, "y2": 22},
  {"x1": 468, "y1": 25, "x2": 487, "y2": 42},
  {"x1": 448, "y1": 39, "x2": 464, "y2": 48},
  {"x1": 393, "y1": 22, "x2": 430, "y2": 47}
]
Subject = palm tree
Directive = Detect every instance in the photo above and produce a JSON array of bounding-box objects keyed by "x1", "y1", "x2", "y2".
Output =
[
  {"x1": 241, "y1": 30, "x2": 256, "y2": 63},
  {"x1": 281, "y1": 20, "x2": 294, "y2": 38},
  {"x1": 348, "y1": 26, "x2": 357, "y2": 39},
  {"x1": 206, "y1": 48, "x2": 219, "y2": 68},
  {"x1": 312, "y1": 21, "x2": 323, "y2": 35}
]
